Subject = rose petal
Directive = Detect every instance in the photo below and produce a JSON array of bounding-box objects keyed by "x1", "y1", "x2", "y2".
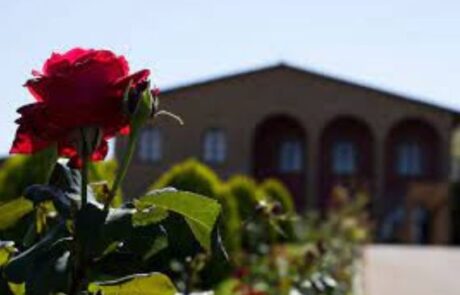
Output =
[
  {"x1": 91, "y1": 140, "x2": 109, "y2": 161},
  {"x1": 16, "y1": 103, "x2": 67, "y2": 140},
  {"x1": 119, "y1": 124, "x2": 130, "y2": 135},
  {"x1": 63, "y1": 48, "x2": 94, "y2": 63},
  {"x1": 10, "y1": 124, "x2": 51, "y2": 154},
  {"x1": 113, "y1": 69, "x2": 150, "y2": 89},
  {"x1": 43, "y1": 48, "x2": 92, "y2": 75},
  {"x1": 24, "y1": 78, "x2": 48, "y2": 102}
]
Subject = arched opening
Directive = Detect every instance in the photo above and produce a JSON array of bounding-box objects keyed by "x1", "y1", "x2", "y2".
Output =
[
  {"x1": 384, "y1": 118, "x2": 441, "y2": 198},
  {"x1": 320, "y1": 116, "x2": 374, "y2": 208},
  {"x1": 253, "y1": 115, "x2": 307, "y2": 211}
]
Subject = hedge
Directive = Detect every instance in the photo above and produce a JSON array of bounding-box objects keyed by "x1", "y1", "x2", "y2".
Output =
[
  {"x1": 259, "y1": 178, "x2": 295, "y2": 214},
  {"x1": 150, "y1": 158, "x2": 221, "y2": 198}
]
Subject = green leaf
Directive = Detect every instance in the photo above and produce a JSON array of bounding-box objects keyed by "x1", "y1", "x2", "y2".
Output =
[
  {"x1": 142, "y1": 233, "x2": 168, "y2": 261},
  {"x1": 102, "y1": 208, "x2": 135, "y2": 240},
  {"x1": 23, "y1": 238, "x2": 72, "y2": 295},
  {"x1": 7, "y1": 283, "x2": 25, "y2": 295},
  {"x1": 22, "y1": 222, "x2": 36, "y2": 248},
  {"x1": 0, "y1": 198, "x2": 33, "y2": 230},
  {"x1": 99, "y1": 241, "x2": 121, "y2": 258},
  {"x1": 120, "y1": 224, "x2": 167, "y2": 262},
  {"x1": 4, "y1": 223, "x2": 66, "y2": 283},
  {"x1": 136, "y1": 189, "x2": 221, "y2": 250},
  {"x1": 132, "y1": 207, "x2": 169, "y2": 227},
  {"x1": 88, "y1": 272, "x2": 176, "y2": 295},
  {"x1": 95, "y1": 207, "x2": 135, "y2": 255},
  {"x1": 0, "y1": 241, "x2": 16, "y2": 267},
  {"x1": 25, "y1": 163, "x2": 103, "y2": 218}
]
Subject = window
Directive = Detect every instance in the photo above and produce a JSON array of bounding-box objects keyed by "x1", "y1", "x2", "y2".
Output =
[
  {"x1": 139, "y1": 128, "x2": 162, "y2": 162},
  {"x1": 203, "y1": 129, "x2": 226, "y2": 163},
  {"x1": 332, "y1": 140, "x2": 356, "y2": 174},
  {"x1": 279, "y1": 140, "x2": 303, "y2": 172},
  {"x1": 396, "y1": 141, "x2": 422, "y2": 176}
]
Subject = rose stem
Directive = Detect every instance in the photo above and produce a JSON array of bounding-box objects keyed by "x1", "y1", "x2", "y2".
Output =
[
  {"x1": 80, "y1": 129, "x2": 90, "y2": 206},
  {"x1": 105, "y1": 129, "x2": 139, "y2": 210},
  {"x1": 69, "y1": 129, "x2": 91, "y2": 295}
]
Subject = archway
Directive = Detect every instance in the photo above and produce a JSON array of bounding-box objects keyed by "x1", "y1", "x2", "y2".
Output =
[
  {"x1": 384, "y1": 118, "x2": 441, "y2": 198},
  {"x1": 319, "y1": 116, "x2": 374, "y2": 208},
  {"x1": 253, "y1": 115, "x2": 307, "y2": 211}
]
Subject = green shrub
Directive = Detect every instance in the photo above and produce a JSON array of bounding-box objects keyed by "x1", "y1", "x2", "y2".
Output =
[
  {"x1": 259, "y1": 178, "x2": 295, "y2": 213},
  {"x1": 225, "y1": 176, "x2": 269, "y2": 252},
  {"x1": 0, "y1": 148, "x2": 56, "y2": 203},
  {"x1": 151, "y1": 158, "x2": 221, "y2": 198},
  {"x1": 225, "y1": 175, "x2": 261, "y2": 220},
  {"x1": 259, "y1": 179, "x2": 297, "y2": 242},
  {"x1": 217, "y1": 188, "x2": 241, "y2": 253}
]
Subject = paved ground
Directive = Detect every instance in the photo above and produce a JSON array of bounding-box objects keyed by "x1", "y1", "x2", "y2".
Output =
[{"x1": 363, "y1": 245, "x2": 460, "y2": 295}]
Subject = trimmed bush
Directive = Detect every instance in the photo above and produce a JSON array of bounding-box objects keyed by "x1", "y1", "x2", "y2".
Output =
[
  {"x1": 217, "y1": 187, "x2": 242, "y2": 253},
  {"x1": 259, "y1": 178, "x2": 295, "y2": 213},
  {"x1": 225, "y1": 176, "x2": 262, "y2": 221},
  {"x1": 225, "y1": 176, "x2": 269, "y2": 252},
  {"x1": 151, "y1": 158, "x2": 221, "y2": 198},
  {"x1": 259, "y1": 179, "x2": 297, "y2": 242}
]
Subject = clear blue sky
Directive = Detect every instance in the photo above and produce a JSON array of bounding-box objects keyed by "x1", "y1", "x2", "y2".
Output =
[{"x1": 1, "y1": 0, "x2": 459, "y2": 157}]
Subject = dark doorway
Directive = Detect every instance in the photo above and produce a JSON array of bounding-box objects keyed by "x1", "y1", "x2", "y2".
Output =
[
  {"x1": 383, "y1": 119, "x2": 441, "y2": 215},
  {"x1": 320, "y1": 116, "x2": 374, "y2": 209},
  {"x1": 385, "y1": 119, "x2": 441, "y2": 187},
  {"x1": 253, "y1": 115, "x2": 307, "y2": 211}
]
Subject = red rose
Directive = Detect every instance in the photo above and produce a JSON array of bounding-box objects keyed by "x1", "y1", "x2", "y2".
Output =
[{"x1": 10, "y1": 48, "x2": 150, "y2": 166}]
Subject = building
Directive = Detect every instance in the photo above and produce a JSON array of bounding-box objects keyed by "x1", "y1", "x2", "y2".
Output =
[{"x1": 116, "y1": 64, "x2": 459, "y2": 228}]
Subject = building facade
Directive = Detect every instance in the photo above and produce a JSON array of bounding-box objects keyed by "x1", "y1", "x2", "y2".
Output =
[{"x1": 116, "y1": 64, "x2": 459, "y2": 221}]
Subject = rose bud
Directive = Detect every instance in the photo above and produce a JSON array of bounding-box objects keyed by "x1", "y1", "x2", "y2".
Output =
[
  {"x1": 125, "y1": 81, "x2": 154, "y2": 135},
  {"x1": 125, "y1": 80, "x2": 150, "y2": 115}
]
